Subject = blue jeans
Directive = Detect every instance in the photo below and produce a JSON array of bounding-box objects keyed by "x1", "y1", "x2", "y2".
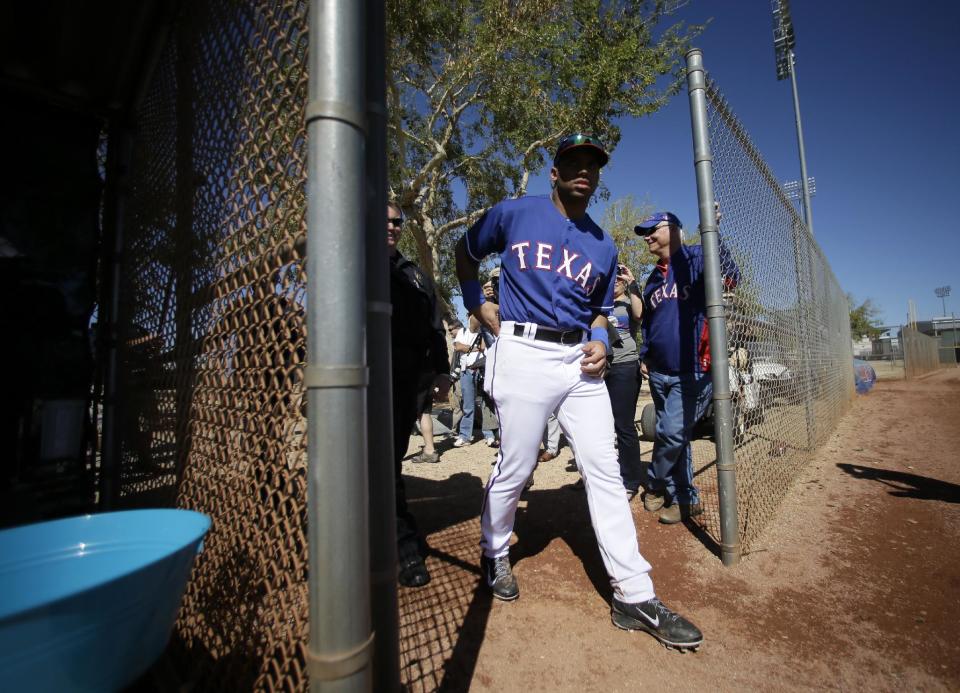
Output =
[
  {"x1": 605, "y1": 361, "x2": 643, "y2": 492},
  {"x1": 647, "y1": 370, "x2": 713, "y2": 505},
  {"x1": 458, "y1": 369, "x2": 494, "y2": 442}
]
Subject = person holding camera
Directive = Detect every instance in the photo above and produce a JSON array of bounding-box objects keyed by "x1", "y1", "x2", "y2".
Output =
[
  {"x1": 606, "y1": 264, "x2": 645, "y2": 500},
  {"x1": 452, "y1": 316, "x2": 496, "y2": 447}
]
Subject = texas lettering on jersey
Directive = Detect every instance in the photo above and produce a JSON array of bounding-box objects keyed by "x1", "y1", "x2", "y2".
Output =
[
  {"x1": 508, "y1": 241, "x2": 599, "y2": 294},
  {"x1": 647, "y1": 280, "x2": 692, "y2": 308}
]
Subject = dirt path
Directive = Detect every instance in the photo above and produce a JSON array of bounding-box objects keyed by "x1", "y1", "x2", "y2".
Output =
[{"x1": 398, "y1": 369, "x2": 960, "y2": 691}]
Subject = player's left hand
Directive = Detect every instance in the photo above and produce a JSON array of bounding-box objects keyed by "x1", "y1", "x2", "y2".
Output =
[
  {"x1": 433, "y1": 374, "x2": 452, "y2": 402},
  {"x1": 580, "y1": 341, "x2": 608, "y2": 378}
]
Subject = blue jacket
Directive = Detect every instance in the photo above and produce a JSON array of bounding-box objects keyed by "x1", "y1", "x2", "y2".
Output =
[{"x1": 639, "y1": 242, "x2": 739, "y2": 375}]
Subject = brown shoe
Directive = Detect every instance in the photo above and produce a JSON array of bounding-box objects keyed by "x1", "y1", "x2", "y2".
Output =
[
  {"x1": 413, "y1": 451, "x2": 440, "y2": 464},
  {"x1": 537, "y1": 450, "x2": 557, "y2": 463},
  {"x1": 642, "y1": 490, "x2": 666, "y2": 512},
  {"x1": 658, "y1": 502, "x2": 703, "y2": 525}
]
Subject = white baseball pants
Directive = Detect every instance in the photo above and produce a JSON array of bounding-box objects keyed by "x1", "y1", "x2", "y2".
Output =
[{"x1": 481, "y1": 324, "x2": 656, "y2": 603}]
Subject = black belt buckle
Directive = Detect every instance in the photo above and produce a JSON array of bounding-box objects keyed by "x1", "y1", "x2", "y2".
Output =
[{"x1": 513, "y1": 323, "x2": 581, "y2": 345}]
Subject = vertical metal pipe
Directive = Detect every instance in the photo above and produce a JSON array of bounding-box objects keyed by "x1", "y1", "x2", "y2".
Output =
[
  {"x1": 685, "y1": 49, "x2": 741, "y2": 566},
  {"x1": 788, "y1": 51, "x2": 815, "y2": 237},
  {"x1": 98, "y1": 123, "x2": 132, "y2": 510},
  {"x1": 790, "y1": 216, "x2": 817, "y2": 450},
  {"x1": 363, "y1": 1, "x2": 399, "y2": 691},
  {"x1": 173, "y1": 23, "x2": 197, "y2": 479},
  {"x1": 306, "y1": 0, "x2": 372, "y2": 691}
]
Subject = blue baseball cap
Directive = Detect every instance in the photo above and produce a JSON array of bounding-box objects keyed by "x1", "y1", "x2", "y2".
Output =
[
  {"x1": 634, "y1": 211, "x2": 682, "y2": 236},
  {"x1": 554, "y1": 133, "x2": 609, "y2": 167}
]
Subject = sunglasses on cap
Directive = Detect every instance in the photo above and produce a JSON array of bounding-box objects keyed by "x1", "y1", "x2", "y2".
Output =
[
  {"x1": 386, "y1": 216, "x2": 403, "y2": 228},
  {"x1": 554, "y1": 133, "x2": 609, "y2": 167}
]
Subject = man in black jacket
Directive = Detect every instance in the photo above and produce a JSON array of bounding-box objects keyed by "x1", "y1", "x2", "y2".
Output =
[{"x1": 387, "y1": 201, "x2": 451, "y2": 587}]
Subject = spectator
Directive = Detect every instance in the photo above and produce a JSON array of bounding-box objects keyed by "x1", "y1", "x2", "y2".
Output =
[
  {"x1": 453, "y1": 317, "x2": 496, "y2": 447},
  {"x1": 539, "y1": 414, "x2": 560, "y2": 462},
  {"x1": 414, "y1": 408, "x2": 440, "y2": 463},
  {"x1": 635, "y1": 210, "x2": 738, "y2": 524},
  {"x1": 387, "y1": 201, "x2": 451, "y2": 586},
  {"x1": 606, "y1": 264, "x2": 644, "y2": 500}
]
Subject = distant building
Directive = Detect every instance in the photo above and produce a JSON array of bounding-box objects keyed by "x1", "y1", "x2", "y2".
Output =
[
  {"x1": 870, "y1": 325, "x2": 901, "y2": 359},
  {"x1": 852, "y1": 336, "x2": 872, "y2": 358},
  {"x1": 913, "y1": 317, "x2": 960, "y2": 364}
]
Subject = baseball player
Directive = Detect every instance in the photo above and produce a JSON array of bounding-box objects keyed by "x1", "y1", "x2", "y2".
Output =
[{"x1": 454, "y1": 133, "x2": 702, "y2": 649}]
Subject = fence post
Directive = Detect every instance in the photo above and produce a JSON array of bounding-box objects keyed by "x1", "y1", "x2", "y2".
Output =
[
  {"x1": 790, "y1": 216, "x2": 818, "y2": 450},
  {"x1": 685, "y1": 49, "x2": 740, "y2": 566},
  {"x1": 306, "y1": 0, "x2": 373, "y2": 690},
  {"x1": 97, "y1": 123, "x2": 132, "y2": 509},
  {"x1": 363, "y1": 1, "x2": 400, "y2": 690}
]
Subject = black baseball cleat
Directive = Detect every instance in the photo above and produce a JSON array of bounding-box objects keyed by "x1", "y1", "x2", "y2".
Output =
[
  {"x1": 611, "y1": 597, "x2": 703, "y2": 650},
  {"x1": 398, "y1": 541, "x2": 431, "y2": 588},
  {"x1": 481, "y1": 554, "x2": 519, "y2": 601}
]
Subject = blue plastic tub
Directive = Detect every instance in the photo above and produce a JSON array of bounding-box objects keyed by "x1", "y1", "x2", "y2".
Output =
[{"x1": 0, "y1": 509, "x2": 211, "y2": 692}]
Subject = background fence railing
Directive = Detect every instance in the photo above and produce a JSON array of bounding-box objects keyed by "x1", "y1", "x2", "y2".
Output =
[
  {"x1": 902, "y1": 327, "x2": 941, "y2": 378},
  {"x1": 682, "y1": 59, "x2": 855, "y2": 556}
]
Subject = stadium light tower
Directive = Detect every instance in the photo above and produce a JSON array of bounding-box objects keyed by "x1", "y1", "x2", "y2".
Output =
[
  {"x1": 783, "y1": 176, "x2": 816, "y2": 201},
  {"x1": 772, "y1": 0, "x2": 815, "y2": 237},
  {"x1": 935, "y1": 285, "x2": 951, "y2": 316}
]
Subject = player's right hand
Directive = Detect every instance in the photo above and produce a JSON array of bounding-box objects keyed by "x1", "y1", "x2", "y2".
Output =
[{"x1": 580, "y1": 341, "x2": 608, "y2": 378}]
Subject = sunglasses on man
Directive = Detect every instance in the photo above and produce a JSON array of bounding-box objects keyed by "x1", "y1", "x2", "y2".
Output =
[
  {"x1": 387, "y1": 216, "x2": 403, "y2": 228},
  {"x1": 638, "y1": 223, "x2": 666, "y2": 238}
]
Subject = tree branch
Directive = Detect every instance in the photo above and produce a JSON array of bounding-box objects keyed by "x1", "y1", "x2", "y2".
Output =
[{"x1": 437, "y1": 206, "x2": 488, "y2": 236}]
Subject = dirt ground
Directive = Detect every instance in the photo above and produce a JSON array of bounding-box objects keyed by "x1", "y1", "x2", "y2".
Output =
[{"x1": 396, "y1": 368, "x2": 960, "y2": 692}]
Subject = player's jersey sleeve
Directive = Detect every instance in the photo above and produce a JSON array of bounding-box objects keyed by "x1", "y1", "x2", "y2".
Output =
[{"x1": 464, "y1": 204, "x2": 507, "y2": 262}]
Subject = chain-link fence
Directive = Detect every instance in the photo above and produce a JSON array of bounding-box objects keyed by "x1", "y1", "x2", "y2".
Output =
[
  {"x1": 682, "y1": 67, "x2": 854, "y2": 554},
  {"x1": 902, "y1": 327, "x2": 940, "y2": 378},
  {"x1": 105, "y1": 10, "x2": 859, "y2": 686},
  {"x1": 112, "y1": 1, "x2": 311, "y2": 689}
]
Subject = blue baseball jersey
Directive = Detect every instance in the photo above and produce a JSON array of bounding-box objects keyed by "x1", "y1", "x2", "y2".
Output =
[
  {"x1": 639, "y1": 242, "x2": 739, "y2": 375},
  {"x1": 465, "y1": 196, "x2": 618, "y2": 331}
]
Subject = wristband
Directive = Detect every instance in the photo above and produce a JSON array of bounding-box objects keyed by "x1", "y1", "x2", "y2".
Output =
[
  {"x1": 629, "y1": 281, "x2": 641, "y2": 296},
  {"x1": 590, "y1": 326, "x2": 609, "y2": 351},
  {"x1": 460, "y1": 279, "x2": 485, "y2": 311}
]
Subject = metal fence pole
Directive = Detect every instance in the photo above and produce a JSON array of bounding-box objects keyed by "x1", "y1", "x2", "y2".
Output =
[
  {"x1": 788, "y1": 51, "x2": 815, "y2": 238},
  {"x1": 306, "y1": 0, "x2": 372, "y2": 690},
  {"x1": 363, "y1": 1, "x2": 400, "y2": 690},
  {"x1": 685, "y1": 49, "x2": 740, "y2": 566},
  {"x1": 97, "y1": 123, "x2": 132, "y2": 510},
  {"x1": 790, "y1": 216, "x2": 818, "y2": 450}
]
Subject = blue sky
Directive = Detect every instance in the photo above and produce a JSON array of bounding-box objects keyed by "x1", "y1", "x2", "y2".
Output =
[{"x1": 505, "y1": 0, "x2": 959, "y2": 327}]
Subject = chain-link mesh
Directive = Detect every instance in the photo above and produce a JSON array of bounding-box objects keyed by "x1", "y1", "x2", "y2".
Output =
[
  {"x1": 902, "y1": 327, "x2": 940, "y2": 378},
  {"x1": 114, "y1": 1, "x2": 311, "y2": 689},
  {"x1": 684, "y1": 78, "x2": 854, "y2": 552},
  {"x1": 108, "y1": 5, "x2": 862, "y2": 685}
]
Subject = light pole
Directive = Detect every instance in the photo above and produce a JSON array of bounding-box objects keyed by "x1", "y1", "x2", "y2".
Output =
[
  {"x1": 772, "y1": 0, "x2": 814, "y2": 237},
  {"x1": 935, "y1": 285, "x2": 951, "y2": 317}
]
